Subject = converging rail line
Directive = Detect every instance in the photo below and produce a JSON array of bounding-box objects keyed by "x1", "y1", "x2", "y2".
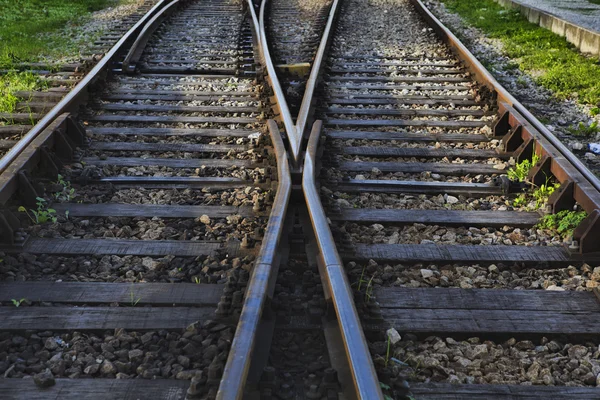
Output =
[{"x1": 0, "y1": 0, "x2": 599, "y2": 399}]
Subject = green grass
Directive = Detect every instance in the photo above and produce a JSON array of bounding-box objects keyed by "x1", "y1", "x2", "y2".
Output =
[
  {"x1": 588, "y1": 0, "x2": 600, "y2": 5},
  {"x1": 0, "y1": 0, "x2": 128, "y2": 115},
  {"x1": 440, "y1": 0, "x2": 600, "y2": 105},
  {"x1": 507, "y1": 153, "x2": 540, "y2": 182},
  {"x1": 0, "y1": 0, "x2": 121, "y2": 67},
  {"x1": 0, "y1": 72, "x2": 47, "y2": 116},
  {"x1": 568, "y1": 120, "x2": 600, "y2": 137}
]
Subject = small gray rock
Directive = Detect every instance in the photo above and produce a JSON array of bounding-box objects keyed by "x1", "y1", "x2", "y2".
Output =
[
  {"x1": 128, "y1": 349, "x2": 144, "y2": 363},
  {"x1": 33, "y1": 369, "x2": 55, "y2": 388},
  {"x1": 420, "y1": 269, "x2": 434, "y2": 279},
  {"x1": 177, "y1": 355, "x2": 190, "y2": 368},
  {"x1": 466, "y1": 344, "x2": 488, "y2": 359},
  {"x1": 44, "y1": 338, "x2": 58, "y2": 351},
  {"x1": 101, "y1": 360, "x2": 117, "y2": 376},
  {"x1": 176, "y1": 370, "x2": 196, "y2": 380},
  {"x1": 445, "y1": 195, "x2": 459, "y2": 205},
  {"x1": 568, "y1": 345, "x2": 588, "y2": 359},
  {"x1": 84, "y1": 364, "x2": 100, "y2": 375}
]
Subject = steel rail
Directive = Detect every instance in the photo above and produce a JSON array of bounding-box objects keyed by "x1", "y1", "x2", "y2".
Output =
[
  {"x1": 295, "y1": 0, "x2": 340, "y2": 153},
  {"x1": 0, "y1": 0, "x2": 169, "y2": 175},
  {"x1": 259, "y1": 0, "x2": 341, "y2": 163},
  {"x1": 303, "y1": 120, "x2": 384, "y2": 400},
  {"x1": 246, "y1": 0, "x2": 261, "y2": 44},
  {"x1": 216, "y1": 120, "x2": 291, "y2": 400},
  {"x1": 123, "y1": 0, "x2": 180, "y2": 73},
  {"x1": 258, "y1": 0, "x2": 300, "y2": 164},
  {"x1": 410, "y1": 0, "x2": 600, "y2": 208}
]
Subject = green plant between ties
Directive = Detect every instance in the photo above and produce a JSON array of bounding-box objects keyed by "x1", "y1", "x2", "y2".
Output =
[
  {"x1": 531, "y1": 180, "x2": 561, "y2": 209},
  {"x1": 129, "y1": 284, "x2": 142, "y2": 306},
  {"x1": 53, "y1": 174, "x2": 76, "y2": 202},
  {"x1": 18, "y1": 197, "x2": 57, "y2": 224},
  {"x1": 537, "y1": 210, "x2": 588, "y2": 239},
  {"x1": 506, "y1": 154, "x2": 562, "y2": 210},
  {"x1": 11, "y1": 298, "x2": 26, "y2": 307},
  {"x1": 507, "y1": 153, "x2": 540, "y2": 182}
]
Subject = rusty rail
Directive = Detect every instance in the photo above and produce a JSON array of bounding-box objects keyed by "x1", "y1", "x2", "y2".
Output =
[
  {"x1": 295, "y1": 0, "x2": 341, "y2": 156},
  {"x1": 0, "y1": 0, "x2": 169, "y2": 174},
  {"x1": 259, "y1": 0, "x2": 341, "y2": 164},
  {"x1": 303, "y1": 120, "x2": 384, "y2": 400},
  {"x1": 216, "y1": 120, "x2": 291, "y2": 400},
  {"x1": 258, "y1": 0, "x2": 299, "y2": 163},
  {"x1": 123, "y1": 0, "x2": 180, "y2": 73}
]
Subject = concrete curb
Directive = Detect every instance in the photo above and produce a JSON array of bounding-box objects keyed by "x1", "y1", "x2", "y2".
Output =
[{"x1": 495, "y1": 0, "x2": 600, "y2": 57}]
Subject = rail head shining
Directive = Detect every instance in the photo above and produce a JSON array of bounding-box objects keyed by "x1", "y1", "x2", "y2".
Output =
[
  {"x1": 295, "y1": 0, "x2": 340, "y2": 147},
  {"x1": 303, "y1": 120, "x2": 384, "y2": 400},
  {"x1": 0, "y1": 0, "x2": 169, "y2": 175},
  {"x1": 216, "y1": 120, "x2": 292, "y2": 400},
  {"x1": 258, "y1": 0, "x2": 300, "y2": 163}
]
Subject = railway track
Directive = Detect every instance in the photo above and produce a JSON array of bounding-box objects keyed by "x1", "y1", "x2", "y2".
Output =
[
  {"x1": 0, "y1": 0, "x2": 600, "y2": 399},
  {"x1": 0, "y1": 0, "x2": 286, "y2": 398},
  {"x1": 303, "y1": 0, "x2": 600, "y2": 398}
]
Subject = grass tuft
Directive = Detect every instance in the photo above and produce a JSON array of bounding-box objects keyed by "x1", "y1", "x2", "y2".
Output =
[
  {"x1": 536, "y1": 210, "x2": 587, "y2": 238},
  {"x1": 507, "y1": 153, "x2": 540, "y2": 182},
  {"x1": 0, "y1": 72, "x2": 47, "y2": 115},
  {"x1": 0, "y1": 0, "x2": 120, "y2": 68},
  {"x1": 568, "y1": 121, "x2": 600, "y2": 137}
]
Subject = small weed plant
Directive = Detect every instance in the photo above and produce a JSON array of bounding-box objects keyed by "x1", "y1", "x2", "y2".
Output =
[
  {"x1": 18, "y1": 197, "x2": 57, "y2": 224},
  {"x1": 508, "y1": 154, "x2": 560, "y2": 210},
  {"x1": 568, "y1": 121, "x2": 599, "y2": 137},
  {"x1": 11, "y1": 298, "x2": 26, "y2": 307},
  {"x1": 130, "y1": 284, "x2": 141, "y2": 306},
  {"x1": 512, "y1": 193, "x2": 528, "y2": 208},
  {"x1": 507, "y1": 153, "x2": 540, "y2": 182},
  {"x1": 53, "y1": 174, "x2": 76, "y2": 202},
  {"x1": 384, "y1": 333, "x2": 392, "y2": 367},
  {"x1": 352, "y1": 267, "x2": 376, "y2": 303},
  {"x1": 355, "y1": 266, "x2": 367, "y2": 291},
  {"x1": 512, "y1": 180, "x2": 560, "y2": 210},
  {"x1": 364, "y1": 275, "x2": 375, "y2": 303},
  {"x1": 537, "y1": 210, "x2": 587, "y2": 238},
  {"x1": 532, "y1": 181, "x2": 561, "y2": 209},
  {"x1": 379, "y1": 383, "x2": 394, "y2": 400}
]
